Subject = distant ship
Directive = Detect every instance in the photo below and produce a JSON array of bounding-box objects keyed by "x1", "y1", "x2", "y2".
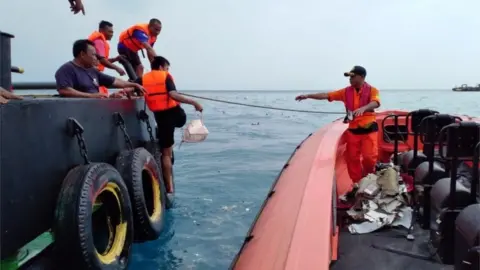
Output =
[{"x1": 452, "y1": 84, "x2": 480, "y2": 91}]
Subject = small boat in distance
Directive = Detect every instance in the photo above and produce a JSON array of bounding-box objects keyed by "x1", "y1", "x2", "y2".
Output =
[
  {"x1": 452, "y1": 84, "x2": 480, "y2": 91},
  {"x1": 230, "y1": 109, "x2": 480, "y2": 270}
]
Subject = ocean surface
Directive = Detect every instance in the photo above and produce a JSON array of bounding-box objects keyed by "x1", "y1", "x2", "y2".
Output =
[{"x1": 121, "y1": 89, "x2": 478, "y2": 270}]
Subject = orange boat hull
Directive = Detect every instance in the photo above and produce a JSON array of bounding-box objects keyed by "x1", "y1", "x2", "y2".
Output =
[{"x1": 230, "y1": 110, "x2": 478, "y2": 270}]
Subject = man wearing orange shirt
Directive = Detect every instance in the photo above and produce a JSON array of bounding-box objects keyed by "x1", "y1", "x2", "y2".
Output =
[{"x1": 295, "y1": 66, "x2": 381, "y2": 185}]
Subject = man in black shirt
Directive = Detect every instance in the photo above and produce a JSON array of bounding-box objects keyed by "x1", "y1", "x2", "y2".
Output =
[{"x1": 139, "y1": 56, "x2": 202, "y2": 194}]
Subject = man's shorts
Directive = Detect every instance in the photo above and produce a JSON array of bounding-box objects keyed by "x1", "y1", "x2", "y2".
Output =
[
  {"x1": 118, "y1": 46, "x2": 142, "y2": 71},
  {"x1": 154, "y1": 106, "x2": 186, "y2": 149}
]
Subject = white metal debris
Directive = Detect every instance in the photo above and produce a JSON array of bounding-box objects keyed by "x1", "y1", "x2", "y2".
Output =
[{"x1": 345, "y1": 166, "x2": 413, "y2": 234}]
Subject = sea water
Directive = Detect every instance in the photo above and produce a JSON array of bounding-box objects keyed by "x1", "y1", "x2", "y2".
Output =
[{"x1": 123, "y1": 89, "x2": 479, "y2": 270}]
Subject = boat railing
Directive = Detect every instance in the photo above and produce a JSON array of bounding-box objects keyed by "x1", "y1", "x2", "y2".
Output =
[
  {"x1": 381, "y1": 113, "x2": 407, "y2": 164},
  {"x1": 417, "y1": 114, "x2": 462, "y2": 228},
  {"x1": 1, "y1": 31, "x2": 16, "y2": 89},
  {"x1": 473, "y1": 141, "x2": 480, "y2": 201},
  {"x1": 1, "y1": 30, "x2": 138, "y2": 93},
  {"x1": 438, "y1": 121, "x2": 480, "y2": 209},
  {"x1": 382, "y1": 109, "x2": 438, "y2": 166},
  {"x1": 9, "y1": 59, "x2": 138, "y2": 92}
]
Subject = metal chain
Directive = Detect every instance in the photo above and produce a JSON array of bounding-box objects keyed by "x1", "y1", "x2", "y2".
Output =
[
  {"x1": 118, "y1": 121, "x2": 134, "y2": 150},
  {"x1": 138, "y1": 108, "x2": 156, "y2": 143},
  {"x1": 75, "y1": 132, "x2": 89, "y2": 164},
  {"x1": 145, "y1": 118, "x2": 155, "y2": 143}
]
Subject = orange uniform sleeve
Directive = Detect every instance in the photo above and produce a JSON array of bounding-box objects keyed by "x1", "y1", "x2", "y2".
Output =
[
  {"x1": 370, "y1": 87, "x2": 380, "y2": 106},
  {"x1": 327, "y1": 88, "x2": 345, "y2": 102}
]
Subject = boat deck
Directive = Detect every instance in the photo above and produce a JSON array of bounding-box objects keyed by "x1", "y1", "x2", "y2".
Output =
[{"x1": 331, "y1": 211, "x2": 453, "y2": 270}]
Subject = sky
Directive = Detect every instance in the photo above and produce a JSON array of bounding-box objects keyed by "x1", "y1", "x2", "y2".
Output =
[{"x1": 1, "y1": 0, "x2": 479, "y2": 90}]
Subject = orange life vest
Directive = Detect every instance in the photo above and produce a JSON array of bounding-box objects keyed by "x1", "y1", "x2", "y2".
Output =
[
  {"x1": 118, "y1": 24, "x2": 157, "y2": 53},
  {"x1": 87, "y1": 31, "x2": 110, "y2": 72},
  {"x1": 88, "y1": 31, "x2": 110, "y2": 95},
  {"x1": 143, "y1": 70, "x2": 178, "y2": 111},
  {"x1": 344, "y1": 83, "x2": 376, "y2": 128},
  {"x1": 98, "y1": 86, "x2": 109, "y2": 95}
]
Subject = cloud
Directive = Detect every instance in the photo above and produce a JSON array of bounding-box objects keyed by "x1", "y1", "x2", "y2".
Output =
[{"x1": 1, "y1": 0, "x2": 479, "y2": 89}]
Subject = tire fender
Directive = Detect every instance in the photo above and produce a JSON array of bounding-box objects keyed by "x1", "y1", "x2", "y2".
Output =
[
  {"x1": 53, "y1": 163, "x2": 134, "y2": 270},
  {"x1": 145, "y1": 140, "x2": 175, "y2": 209},
  {"x1": 115, "y1": 147, "x2": 167, "y2": 242}
]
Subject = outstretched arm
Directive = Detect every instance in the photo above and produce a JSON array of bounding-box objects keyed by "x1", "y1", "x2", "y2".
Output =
[
  {"x1": 141, "y1": 42, "x2": 157, "y2": 62},
  {"x1": 169, "y1": 91, "x2": 201, "y2": 108},
  {"x1": 305, "y1": 93, "x2": 329, "y2": 100},
  {"x1": 0, "y1": 87, "x2": 23, "y2": 104},
  {"x1": 164, "y1": 75, "x2": 202, "y2": 111},
  {"x1": 58, "y1": 87, "x2": 104, "y2": 98},
  {"x1": 69, "y1": 0, "x2": 85, "y2": 15},
  {"x1": 111, "y1": 78, "x2": 146, "y2": 95},
  {"x1": 99, "y1": 58, "x2": 124, "y2": 74},
  {"x1": 92, "y1": 40, "x2": 125, "y2": 75},
  {"x1": 296, "y1": 89, "x2": 344, "y2": 102}
]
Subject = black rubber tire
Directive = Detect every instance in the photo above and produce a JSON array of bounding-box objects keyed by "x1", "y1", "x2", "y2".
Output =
[
  {"x1": 145, "y1": 140, "x2": 175, "y2": 209},
  {"x1": 53, "y1": 163, "x2": 134, "y2": 270},
  {"x1": 115, "y1": 147, "x2": 167, "y2": 242}
]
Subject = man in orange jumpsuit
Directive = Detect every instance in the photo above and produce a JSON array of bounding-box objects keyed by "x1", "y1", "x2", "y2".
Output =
[{"x1": 295, "y1": 66, "x2": 381, "y2": 186}]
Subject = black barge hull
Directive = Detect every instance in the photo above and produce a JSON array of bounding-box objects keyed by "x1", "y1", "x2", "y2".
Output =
[{"x1": 0, "y1": 97, "x2": 156, "y2": 260}]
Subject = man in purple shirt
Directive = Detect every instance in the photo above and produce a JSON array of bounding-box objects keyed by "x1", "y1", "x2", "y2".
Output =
[{"x1": 55, "y1": 39, "x2": 146, "y2": 98}]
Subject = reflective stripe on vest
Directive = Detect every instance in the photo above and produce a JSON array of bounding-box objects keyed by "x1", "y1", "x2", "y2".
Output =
[
  {"x1": 87, "y1": 31, "x2": 110, "y2": 72},
  {"x1": 118, "y1": 24, "x2": 157, "y2": 53},
  {"x1": 143, "y1": 71, "x2": 178, "y2": 111}
]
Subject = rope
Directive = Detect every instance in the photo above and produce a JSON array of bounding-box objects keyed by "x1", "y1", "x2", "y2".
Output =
[{"x1": 179, "y1": 92, "x2": 345, "y2": 114}]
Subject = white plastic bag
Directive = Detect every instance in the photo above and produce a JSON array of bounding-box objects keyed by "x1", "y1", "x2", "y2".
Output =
[{"x1": 181, "y1": 113, "x2": 209, "y2": 145}]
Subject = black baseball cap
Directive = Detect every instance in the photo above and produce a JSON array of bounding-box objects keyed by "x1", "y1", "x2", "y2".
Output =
[{"x1": 344, "y1": 66, "x2": 367, "y2": 77}]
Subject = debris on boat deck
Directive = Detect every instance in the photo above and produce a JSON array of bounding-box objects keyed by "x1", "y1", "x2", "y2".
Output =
[
  {"x1": 333, "y1": 160, "x2": 457, "y2": 270},
  {"x1": 332, "y1": 225, "x2": 447, "y2": 270},
  {"x1": 339, "y1": 164, "x2": 413, "y2": 234}
]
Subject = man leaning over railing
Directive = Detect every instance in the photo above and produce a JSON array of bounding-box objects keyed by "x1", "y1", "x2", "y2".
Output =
[{"x1": 54, "y1": 39, "x2": 146, "y2": 98}]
